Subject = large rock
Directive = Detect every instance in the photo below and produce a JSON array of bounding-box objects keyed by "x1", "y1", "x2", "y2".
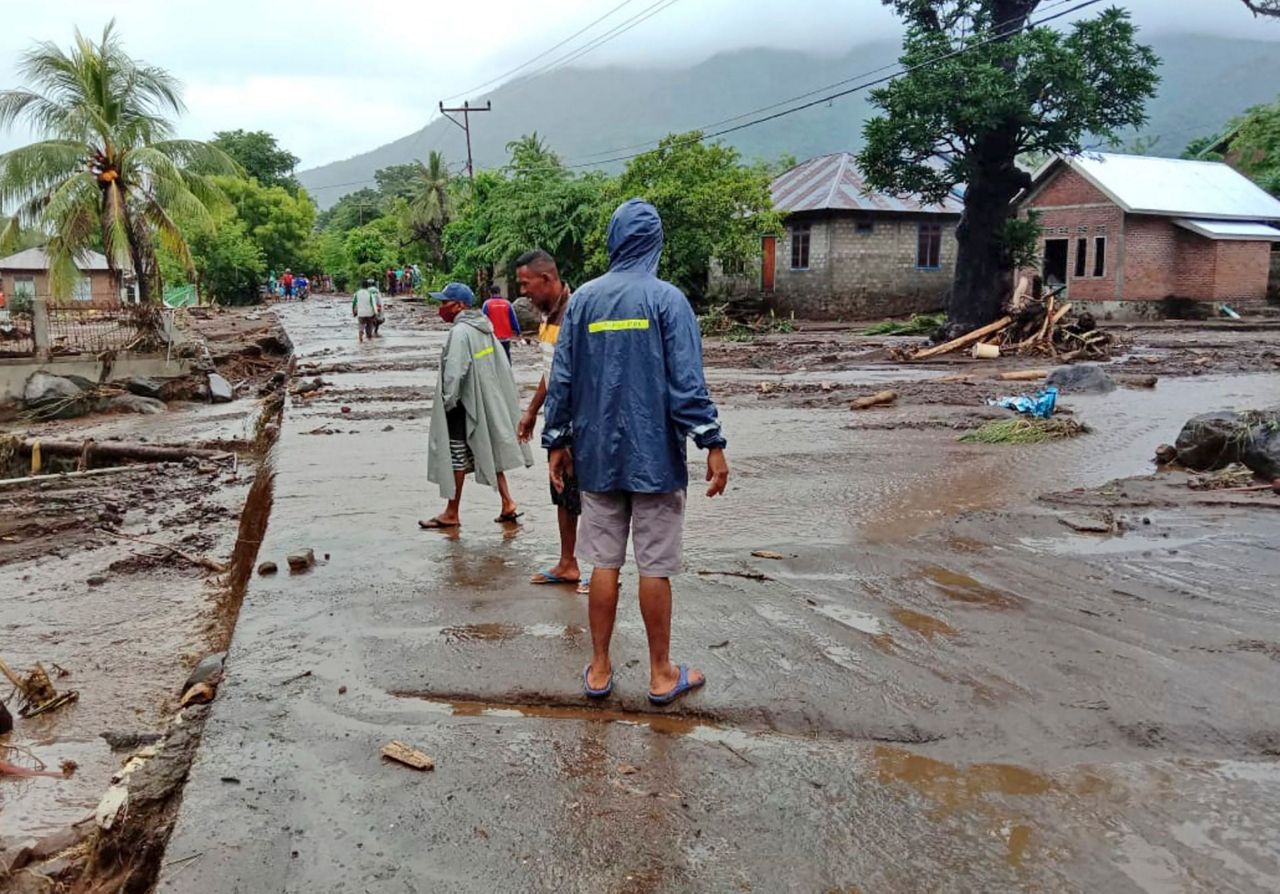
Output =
[
  {"x1": 1046, "y1": 363, "x2": 1116, "y2": 394},
  {"x1": 207, "y1": 373, "x2": 234, "y2": 403},
  {"x1": 1243, "y1": 422, "x2": 1280, "y2": 480},
  {"x1": 1175, "y1": 412, "x2": 1244, "y2": 471},
  {"x1": 101, "y1": 394, "x2": 166, "y2": 415},
  {"x1": 513, "y1": 297, "x2": 540, "y2": 335},
  {"x1": 22, "y1": 372, "x2": 95, "y2": 419},
  {"x1": 125, "y1": 376, "x2": 164, "y2": 398}
]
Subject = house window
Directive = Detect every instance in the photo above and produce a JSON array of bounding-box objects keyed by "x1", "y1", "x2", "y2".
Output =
[
  {"x1": 1074, "y1": 238, "x2": 1088, "y2": 278},
  {"x1": 1093, "y1": 237, "x2": 1107, "y2": 277},
  {"x1": 917, "y1": 223, "x2": 942, "y2": 269},
  {"x1": 856, "y1": 220, "x2": 874, "y2": 235},
  {"x1": 13, "y1": 276, "x2": 36, "y2": 299},
  {"x1": 73, "y1": 277, "x2": 93, "y2": 301},
  {"x1": 722, "y1": 257, "x2": 746, "y2": 276},
  {"x1": 790, "y1": 224, "x2": 811, "y2": 270}
]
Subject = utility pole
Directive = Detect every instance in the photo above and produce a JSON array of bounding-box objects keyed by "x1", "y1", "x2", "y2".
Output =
[{"x1": 438, "y1": 100, "x2": 492, "y2": 181}]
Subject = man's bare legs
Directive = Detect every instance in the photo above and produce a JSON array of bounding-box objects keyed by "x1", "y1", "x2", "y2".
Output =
[
  {"x1": 495, "y1": 472, "x2": 519, "y2": 518},
  {"x1": 424, "y1": 471, "x2": 466, "y2": 526},
  {"x1": 638, "y1": 575, "x2": 704, "y2": 696},
  {"x1": 586, "y1": 567, "x2": 620, "y2": 690},
  {"x1": 547, "y1": 506, "x2": 580, "y2": 581}
]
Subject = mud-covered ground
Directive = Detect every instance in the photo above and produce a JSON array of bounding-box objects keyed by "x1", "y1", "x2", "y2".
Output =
[
  {"x1": 0, "y1": 306, "x2": 290, "y2": 886},
  {"x1": 137, "y1": 300, "x2": 1280, "y2": 893}
]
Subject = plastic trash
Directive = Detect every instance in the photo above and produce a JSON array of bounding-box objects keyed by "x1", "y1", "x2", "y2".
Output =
[{"x1": 989, "y1": 386, "x2": 1058, "y2": 419}]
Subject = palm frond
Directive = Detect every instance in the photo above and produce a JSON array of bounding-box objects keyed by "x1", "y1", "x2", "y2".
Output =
[{"x1": 0, "y1": 140, "x2": 88, "y2": 206}]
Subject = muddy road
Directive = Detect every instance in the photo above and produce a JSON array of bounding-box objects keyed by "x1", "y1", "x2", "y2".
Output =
[{"x1": 139, "y1": 298, "x2": 1280, "y2": 892}]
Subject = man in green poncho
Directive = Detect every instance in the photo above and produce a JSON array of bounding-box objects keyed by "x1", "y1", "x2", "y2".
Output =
[{"x1": 420, "y1": 282, "x2": 533, "y2": 530}]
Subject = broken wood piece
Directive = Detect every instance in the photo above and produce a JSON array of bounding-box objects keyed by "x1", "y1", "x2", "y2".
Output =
[
  {"x1": 15, "y1": 439, "x2": 229, "y2": 464},
  {"x1": 696, "y1": 570, "x2": 772, "y2": 582},
  {"x1": 751, "y1": 550, "x2": 788, "y2": 560},
  {"x1": 910, "y1": 316, "x2": 1013, "y2": 361},
  {"x1": 0, "y1": 464, "x2": 148, "y2": 491},
  {"x1": 382, "y1": 741, "x2": 435, "y2": 771},
  {"x1": 849, "y1": 390, "x2": 898, "y2": 411},
  {"x1": 96, "y1": 528, "x2": 228, "y2": 574},
  {"x1": 998, "y1": 370, "x2": 1049, "y2": 382},
  {"x1": 1036, "y1": 294, "x2": 1057, "y2": 341}
]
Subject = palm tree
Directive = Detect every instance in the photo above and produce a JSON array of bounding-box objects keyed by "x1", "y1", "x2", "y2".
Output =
[
  {"x1": 406, "y1": 150, "x2": 453, "y2": 269},
  {"x1": 0, "y1": 22, "x2": 236, "y2": 302}
]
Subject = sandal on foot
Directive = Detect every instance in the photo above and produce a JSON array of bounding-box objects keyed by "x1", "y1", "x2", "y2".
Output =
[
  {"x1": 531, "y1": 569, "x2": 580, "y2": 585},
  {"x1": 648, "y1": 665, "x2": 705, "y2": 706},
  {"x1": 419, "y1": 518, "x2": 459, "y2": 530},
  {"x1": 494, "y1": 511, "x2": 524, "y2": 524},
  {"x1": 583, "y1": 664, "x2": 613, "y2": 699}
]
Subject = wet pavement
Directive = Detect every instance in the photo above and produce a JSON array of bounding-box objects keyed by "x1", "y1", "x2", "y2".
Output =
[{"x1": 158, "y1": 297, "x2": 1280, "y2": 892}]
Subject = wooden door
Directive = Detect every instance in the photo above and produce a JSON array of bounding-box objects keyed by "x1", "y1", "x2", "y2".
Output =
[{"x1": 760, "y1": 235, "x2": 776, "y2": 293}]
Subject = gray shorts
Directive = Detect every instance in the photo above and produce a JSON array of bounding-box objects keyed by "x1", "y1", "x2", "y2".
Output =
[{"x1": 578, "y1": 490, "x2": 686, "y2": 578}]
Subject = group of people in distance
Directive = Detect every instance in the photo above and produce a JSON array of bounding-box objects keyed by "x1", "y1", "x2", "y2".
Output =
[
  {"x1": 385, "y1": 265, "x2": 421, "y2": 296},
  {"x1": 418, "y1": 199, "x2": 729, "y2": 707}
]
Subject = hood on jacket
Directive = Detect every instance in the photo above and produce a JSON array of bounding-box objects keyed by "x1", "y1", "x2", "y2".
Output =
[
  {"x1": 457, "y1": 308, "x2": 494, "y2": 334},
  {"x1": 607, "y1": 199, "x2": 663, "y2": 274}
]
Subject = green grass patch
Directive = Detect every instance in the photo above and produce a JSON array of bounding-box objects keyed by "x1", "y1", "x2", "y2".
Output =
[
  {"x1": 960, "y1": 417, "x2": 1090, "y2": 444},
  {"x1": 861, "y1": 313, "x2": 944, "y2": 336}
]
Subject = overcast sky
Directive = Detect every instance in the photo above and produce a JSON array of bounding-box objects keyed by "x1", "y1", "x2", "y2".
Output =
[{"x1": 1, "y1": 0, "x2": 1275, "y2": 169}]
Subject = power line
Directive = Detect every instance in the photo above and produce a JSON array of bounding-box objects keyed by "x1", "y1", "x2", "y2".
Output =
[
  {"x1": 561, "y1": 0, "x2": 1105, "y2": 170},
  {"x1": 440, "y1": 1, "x2": 636, "y2": 102},
  {"x1": 518, "y1": 0, "x2": 685, "y2": 82}
]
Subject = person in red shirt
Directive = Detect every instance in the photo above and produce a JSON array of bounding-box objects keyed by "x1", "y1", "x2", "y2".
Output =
[
  {"x1": 481, "y1": 286, "x2": 521, "y2": 363},
  {"x1": 281, "y1": 269, "x2": 294, "y2": 300}
]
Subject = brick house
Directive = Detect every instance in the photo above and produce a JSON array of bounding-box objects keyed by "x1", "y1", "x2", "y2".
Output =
[
  {"x1": 1019, "y1": 153, "x2": 1280, "y2": 314},
  {"x1": 0, "y1": 247, "x2": 123, "y2": 305},
  {"x1": 710, "y1": 153, "x2": 962, "y2": 320}
]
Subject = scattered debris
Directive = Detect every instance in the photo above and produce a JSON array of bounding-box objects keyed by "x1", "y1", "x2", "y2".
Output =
[
  {"x1": 293, "y1": 377, "x2": 327, "y2": 395},
  {"x1": 696, "y1": 570, "x2": 773, "y2": 582},
  {"x1": 287, "y1": 548, "x2": 316, "y2": 572},
  {"x1": 708, "y1": 640, "x2": 731, "y2": 650},
  {"x1": 960, "y1": 417, "x2": 1089, "y2": 444},
  {"x1": 998, "y1": 369, "x2": 1048, "y2": 382},
  {"x1": 849, "y1": 390, "x2": 898, "y2": 411},
  {"x1": 179, "y1": 683, "x2": 216, "y2": 707},
  {"x1": 1059, "y1": 511, "x2": 1118, "y2": 534},
  {"x1": 381, "y1": 741, "x2": 435, "y2": 771},
  {"x1": 618, "y1": 764, "x2": 641, "y2": 776},
  {"x1": 97, "y1": 527, "x2": 228, "y2": 574},
  {"x1": 906, "y1": 316, "x2": 1013, "y2": 361},
  {"x1": 207, "y1": 373, "x2": 234, "y2": 403},
  {"x1": 183, "y1": 652, "x2": 226, "y2": 694},
  {"x1": 1189, "y1": 464, "x2": 1257, "y2": 490},
  {"x1": 1154, "y1": 444, "x2": 1179, "y2": 465},
  {"x1": 280, "y1": 670, "x2": 313, "y2": 685},
  {"x1": 258, "y1": 561, "x2": 278, "y2": 575},
  {"x1": 0, "y1": 658, "x2": 80, "y2": 718},
  {"x1": 861, "y1": 313, "x2": 944, "y2": 336},
  {"x1": 989, "y1": 386, "x2": 1058, "y2": 419},
  {"x1": 101, "y1": 731, "x2": 163, "y2": 752},
  {"x1": 750, "y1": 550, "x2": 788, "y2": 560}
]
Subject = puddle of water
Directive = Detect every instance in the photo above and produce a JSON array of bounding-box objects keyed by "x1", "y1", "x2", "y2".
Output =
[
  {"x1": 429, "y1": 623, "x2": 584, "y2": 642},
  {"x1": 810, "y1": 602, "x2": 883, "y2": 636},
  {"x1": 921, "y1": 566, "x2": 1020, "y2": 609},
  {"x1": 891, "y1": 608, "x2": 958, "y2": 640},
  {"x1": 1018, "y1": 533, "x2": 1205, "y2": 557},
  {"x1": 406, "y1": 696, "x2": 713, "y2": 736},
  {"x1": 872, "y1": 745, "x2": 1055, "y2": 808}
]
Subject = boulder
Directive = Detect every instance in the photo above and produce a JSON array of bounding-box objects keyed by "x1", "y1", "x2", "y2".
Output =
[
  {"x1": 287, "y1": 549, "x2": 316, "y2": 572},
  {"x1": 1174, "y1": 412, "x2": 1244, "y2": 471},
  {"x1": 207, "y1": 373, "x2": 234, "y2": 403},
  {"x1": 101, "y1": 394, "x2": 166, "y2": 415},
  {"x1": 125, "y1": 376, "x2": 164, "y2": 398},
  {"x1": 1243, "y1": 423, "x2": 1280, "y2": 480},
  {"x1": 513, "y1": 297, "x2": 540, "y2": 334},
  {"x1": 182, "y1": 652, "x2": 226, "y2": 693},
  {"x1": 22, "y1": 372, "x2": 93, "y2": 418},
  {"x1": 1045, "y1": 363, "x2": 1116, "y2": 394}
]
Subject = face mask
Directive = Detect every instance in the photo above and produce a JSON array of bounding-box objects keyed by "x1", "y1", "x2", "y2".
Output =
[{"x1": 439, "y1": 304, "x2": 461, "y2": 323}]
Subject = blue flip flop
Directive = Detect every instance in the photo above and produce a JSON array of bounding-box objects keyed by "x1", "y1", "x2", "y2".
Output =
[
  {"x1": 648, "y1": 665, "x2": 705, "y2": 706},
  {"x1": 531, "y1": 569, "x2": 581, "y2": 585},
  {"x1": 582, "y1": 664, "x2": 613, "y2": 699}
]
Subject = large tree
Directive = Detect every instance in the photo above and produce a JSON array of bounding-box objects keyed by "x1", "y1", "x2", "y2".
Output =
[
  {"x1": 404, "y1": 151, "x2": 453, "y2": 269},
  {"x1": 207, "y1": 129, "x2": 300, "y2": 191},
  {"x1": 0, "y1": 22, "x2": 235, "y2": 302},
  {"x1": 859, "y1": 2, "x2": 1159, "y2": 329}
]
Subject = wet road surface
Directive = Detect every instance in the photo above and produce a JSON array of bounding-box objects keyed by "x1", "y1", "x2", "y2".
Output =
[{"x1": 158, "y1": 298, "x2": 1280, "y2": 892}]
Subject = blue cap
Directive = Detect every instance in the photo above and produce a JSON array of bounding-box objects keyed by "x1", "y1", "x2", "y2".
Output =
[{"x1": 429, "y1": 282, "x2": 475, "y2": 306}]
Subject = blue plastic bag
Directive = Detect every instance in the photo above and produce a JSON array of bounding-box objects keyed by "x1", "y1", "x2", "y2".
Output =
[{"x1": 990, "y1": 386, "x2": 1058, "y2": 419}]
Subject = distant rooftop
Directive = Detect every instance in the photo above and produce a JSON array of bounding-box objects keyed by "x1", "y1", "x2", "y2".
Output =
[
  {"x1": 0, "y1": 247, "x2": 112, "y2": 272},
  {"x1": 771, "y1": 153, "x2": 963, "y2": 216},
  {"x1": 1032, "y1": 152, "x2": 1280, "y2": 221}
]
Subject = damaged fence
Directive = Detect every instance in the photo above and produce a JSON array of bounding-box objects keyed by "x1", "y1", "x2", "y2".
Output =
[
  {"x1": 0, "y1": 308, "x2": 36, "y2": 357},
  {"x1": 1, "y1": 297, "x2": 163, "y2": 359}
]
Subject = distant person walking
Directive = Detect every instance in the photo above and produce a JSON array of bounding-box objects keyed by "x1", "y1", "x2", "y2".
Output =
[
  {"x1": 543, "y1": 200, "x2": 729, "y2": 705},
  {"x1": 515, "y1": 250, "x2": 580, "y2": 588},
  {"x1": 421, "y1": 282, "x2": 532, "y2": 530},
  {"x1": 281, "y1": 269, "x2": 294, "y2": 300},
  {"x1": 481, "y1": 285, "x2": 521, "y2": 363},
  {"x1": 352, "y1": 279, "x2": 382, "y2": 342}
]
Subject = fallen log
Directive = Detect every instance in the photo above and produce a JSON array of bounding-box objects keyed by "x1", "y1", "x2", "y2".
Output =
[
  {"x1": 998, "y1": 370, "x2": 1049, "y2": 382},
  {"x1": 849, "y1": 390, "x2": 899, "y2": 411},
  {"x1": 910, "y1": 316, "x2": 1013, "y2": 361},
  {"x1": 15, "y1": 439, "x2": 229, "y2": 464},
  {"x1": 0, "y1": 465, "x2": 148, "y2": 491}
]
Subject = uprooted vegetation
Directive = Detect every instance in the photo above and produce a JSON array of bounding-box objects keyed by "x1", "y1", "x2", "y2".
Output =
[{"x1": 960, "y1": 417, "x2": 1091, "y2": 444}]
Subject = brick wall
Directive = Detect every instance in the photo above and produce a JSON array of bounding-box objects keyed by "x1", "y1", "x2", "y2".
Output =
[
  {"x1": 1211, "y1": 240, "x2": 1273, "y2": 303},
  {"x1": 1026, "y1": 164, "x2": 1113, "y2": 208},
  {"x1": 1021, "y1": 205, "x2": 1124, "y2": 301},
  {"x1": 763, "y1": 213, "x2": 955, "y2": 320}
]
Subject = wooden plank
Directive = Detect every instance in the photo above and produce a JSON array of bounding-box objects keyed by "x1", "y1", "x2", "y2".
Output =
[
  {"x1": 910, "y1": 316, "x2": 1013, "y2": 361},
  {"x1": 849, "y1": 390, "x2": 898, "y2": 410},
  {"x1": 382, "y1": 741, "x2": 435, "y2": 771},
  {"x1": 998, "y1": 370, "x2": 1049, "y2": 382}
]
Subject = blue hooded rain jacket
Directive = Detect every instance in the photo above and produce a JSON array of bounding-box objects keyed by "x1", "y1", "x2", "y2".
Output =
[{"x1": 542, "y1": 199, "x2": 726, "y2": 494}]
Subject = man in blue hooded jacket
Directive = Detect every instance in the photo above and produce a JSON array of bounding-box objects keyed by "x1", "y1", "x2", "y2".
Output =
[{"x1": 543, "y1": 199, "x2": 729, "y2": 705}]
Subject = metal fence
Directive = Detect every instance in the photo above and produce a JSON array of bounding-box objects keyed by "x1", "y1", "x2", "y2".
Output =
[{"x1": 46, "y1": 302, "x2": 147, "y2": 355}]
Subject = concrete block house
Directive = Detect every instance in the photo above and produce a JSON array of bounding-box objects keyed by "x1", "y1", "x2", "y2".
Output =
[
  {"x1": 1019, "y1": 153, "x2": 1280, "y2": 315},
  {"x1": 0, "y1": 248, "x2": 123, "y2": 305},
  {"x1": 710, "y1": 152, "x2": 962, "y2": 320}
]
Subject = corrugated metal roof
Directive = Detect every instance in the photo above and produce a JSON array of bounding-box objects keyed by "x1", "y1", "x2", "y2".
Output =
[
  {"x1": 0, "y1": 247, "x2": 111, "y2": 271},
  {"x1": 771, "y1": 153, "x2": 963, "y2": 216},
  {"x1": 1041, "y1": 152, "x2": 1280, "y2": 221},
  {"x1": 1173, "y1": 218, "x2": 1280, "y2": 241}
]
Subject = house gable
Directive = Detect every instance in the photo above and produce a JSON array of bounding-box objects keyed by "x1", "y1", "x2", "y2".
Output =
[{"x1": 1024, "y1": 162, "x2": 1113, "y2": 209}]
